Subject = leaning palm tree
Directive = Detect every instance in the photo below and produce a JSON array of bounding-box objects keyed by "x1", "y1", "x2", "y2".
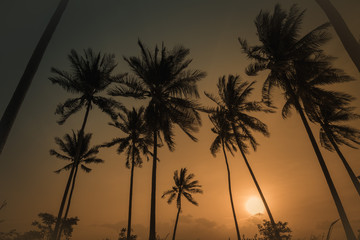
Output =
[
  {"x1": 162, "y1": 168, "x2": 203, "y2": 240},
  {"x1": 109, "y1": 40, "x2": 206, "y2": 240},
  {"x1": 239, "y1": 4, "x2": 356, "y2": 239},
  {"x1": 49, "y1": 48, "x2": 123, "y2": 240},
  {"x1": 50, "y1": 131, "x2": 103, "y2": 240},
  {"x1": 209, "y1": 108, "x2": 241, "y2": 240},
  {"x1": 315, "y1": 0, "x2": 360, "y2": 72},
  {"x1": 0, "y1": 0, "x2": 70, "y2": 155},
  {"x1": 310, "y1": 104, "x2": 360, "y2": 196},
  {"x1": 101, "y1": 106, "x2": 152, "y2": 240},
  {"x1": 279, "y1": 53, "x2": 360, "y2": 197},
  {"x1": 205, "y1": 75, "x2": 279, "y2": 239}
]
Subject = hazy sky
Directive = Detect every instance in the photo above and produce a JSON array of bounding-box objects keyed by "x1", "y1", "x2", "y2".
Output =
[{"x1": 0, "y1": 1, "x2": 360, "y2": 240}]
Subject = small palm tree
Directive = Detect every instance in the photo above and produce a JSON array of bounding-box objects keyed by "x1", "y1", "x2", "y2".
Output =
[
  {"x1": 162, "y1": 168, "x2": 203, "y2": 240},
  {"x1": 239, "y1": 4, "x2": 356, "y2": 239},
  {"x1": 209, "y1": 108, "x2": 241, "y2": 240},
  {"x1": 50, "y1": 131, "x2": 103, "y2": 240},
  {"x1": 49, "y1": 48, "x2": 123, "y2": 240},
  {"x1": 102, "y1": 106, "x2": 152, "y2": 240},
  {"x1": 205, "y1": 75, "x2": 279, "y2": 239},
  {"x1": 109, "y1": 40, "x2": 206, "y2": 240}
]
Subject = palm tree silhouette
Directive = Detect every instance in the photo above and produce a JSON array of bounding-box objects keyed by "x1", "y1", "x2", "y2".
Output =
[
  {"x1": 209, "y1": 108, "x2": 241, "y2": 240},
  {"x1": 310, "y1": 104, "x2": 360, "y2": 196},
  {"x1": 279, "y1": 53, "x2": 360, "y2": 197},
  {"x1": 162, "y1": 168, "x2": 203, "y2": 240},
  {"x1": 205, "y1": 75, "x2": 278, "y2": 239},
  {"x1": 49, "y1": 48, "x2": 123, "y2": 240},
  {"x1": 50, "y1": 131, "x2": 103, "y2": 240},
  {"x1": 0, "y1": 0, "x2": 70, "y2": 155},
  {"x1": 101, "y1": 106, "x2": 152, "y2": 240},
  {"x1": 109, "y1": 40, "x2": 206, "y2": 240},
  {"x1": 239, "y1": 4, "x2": 356, "y2": 239}
]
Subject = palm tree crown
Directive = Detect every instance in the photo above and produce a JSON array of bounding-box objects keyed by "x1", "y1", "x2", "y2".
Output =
[
  {"x1": 50, "y1": 131, "x2": 104, "y2": 174},
  {"x1": 162, "y1": 168, "x2": 203, "y2": 208},
  {"x1": 205, "y1": 75, "x2": 270, "y2": 151},
  {"x1": 109, "y1": 40, "x2": 206, "y2": 150},
  {"x1": 239, "y1": 4, "x2": 331, "y2": 106},
  {"x1": 313, "y1": 105, "x2": 360, "y2": 151},
  {"x1": 102, "y1": 106, "x2": 152, "y2": 168},
  {"x1": 209, "y1": 108, "x2": 237, "y2": 156},
  {"x1": 49, "y1": 48, "x2": 124, "y2": 125}
]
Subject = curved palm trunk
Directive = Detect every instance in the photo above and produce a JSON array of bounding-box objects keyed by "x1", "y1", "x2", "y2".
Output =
[
  {"x1": 127, "y1": 144, "x2": 136, "y2": 240},
  {"x1": 172, "y1": 206, "x2": 181, "y2": 240},
  {"x1": 52, "y1": 102, "x2": 91, "y2": 240},
  {"x1": 222, "y1": 141, "x2": 241, "y2": 240},
  {"x1": 230, "y1": 123, "x2": 280, "y2": 240},
  {"x1": 56, "y1": 164, "x2": 79, "y2": 240},
  {"x1": 285, "y1": 82, "x2": 356, "y2": 240},
  {"x1": 0, "y1": 0, "x2": 70, "y2": 155},
  {"x1": 321, "y1": 123, "x2": 360, "y2": 197},
  {"x1": 149, "y1": 131, "x2": 158, "y2": 240},
  {"x1": 315, "y1": 0, "x2": 360, "y2": 72}
]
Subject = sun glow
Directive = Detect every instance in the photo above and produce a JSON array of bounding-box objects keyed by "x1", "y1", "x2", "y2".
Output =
[{"x1": 245, "y1": 196, "x2": 265, "y2": 215}]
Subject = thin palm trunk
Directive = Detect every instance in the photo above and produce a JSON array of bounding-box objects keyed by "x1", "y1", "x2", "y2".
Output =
[
  {"x1": 149, "y1": 131, "x2": 158, "y2": 240},
  {"x1": 321, "y1": 123, "x2": 360, "y2": 197},
  {"x1": 52, "y1": 102, "x2": 91, "y2": 240},
  {"x1": 172, "y1": 206, "x2": 181, "y2": 240},
  {"x1": 127, "y1": 143, "x2": 136, "y2": 240},
  {"x1": 315, "y1": 0, "x2": 360, "y2": 72},
  {"x1": 221, "y1": 141, "x2": 241, "y2": 240},
  {"x1": 0, "y1": 0, "x2": 70, "y2": 155},
  {"x1": 285, "y1": 80, "x2": 356, "y2": 240},
  {"x1": 231, "y1": 122, "x2": 280, "y2": 240},
  {"x1": 56, "y1": 164, "x2": 79, "y2": 240}
]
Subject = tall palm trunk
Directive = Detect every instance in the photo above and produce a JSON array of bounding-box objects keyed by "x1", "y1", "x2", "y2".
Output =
[
  {"x1": 52, "y1": 102, "x2": 91, "y2": 240},
  {"x1": 0, "y1": 0, "x2": 70, "y2": 155},
  {"x1": 230, "y1": 122, "x2": 280, "y2": 240},
  {"x1": 56, "y1": 164, "x2": 79, "y2": 240},
  {"x1": 172, "y1": 206, "x2": 181, "y2": 240},
  {"x1": 149, "y1": 131, "x2": 158, "y2": 240},
  {"x1": 127, "y1": 143, "x2": 136, "y2": 240},
  {"x1": 321, "y1": 123, "x2": 360, "y2": 197},
  {"x1": 221, "y1": 141, "x2": 241, "y2": 240},
  {"x1": 285, "y1": 81, "x2": 356, "y2": 240},
  {"x1": 315, "y1": 0, "x2": 360, "y2": 72}
]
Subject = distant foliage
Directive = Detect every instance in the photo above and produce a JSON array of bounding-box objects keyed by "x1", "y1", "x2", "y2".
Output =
[
  {"x1": 257, "y1": 220, "x2": 292, "y2": 240},
  {"x1": 118, "y1": 228, "x2": 137, "y2": 240},
  {"x1": 0, "y1": 213, "x2": 79, "y2": 240}
]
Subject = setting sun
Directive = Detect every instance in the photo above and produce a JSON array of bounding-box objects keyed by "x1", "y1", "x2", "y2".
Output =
[{"x1": 245, "y1": 196, "x2": 265, "y2": 215}]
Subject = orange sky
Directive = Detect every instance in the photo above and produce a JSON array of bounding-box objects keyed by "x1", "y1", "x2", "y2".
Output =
[{"x1": 0, "y1": 1, "x2": 359, "y2": 239}]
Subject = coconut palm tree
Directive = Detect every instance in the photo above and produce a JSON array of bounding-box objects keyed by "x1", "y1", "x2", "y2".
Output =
[
  {"x1": 0, "y1": 0, "x2": 70, "y2": 155},
  {"x1": 162, "y1": 168, "x2": 203, "y2": 240},
  {"x1": 279, "y1": 53, "x2": 360, "y2": 197},
  {"x1": 49, "y1": 48, "x2": 123, "y2": 240},
  {"x1": 310, "y1": 104, "x2": 360, "y2": 197},
  {"x1": 50, "y1": 131, "x2": 103, "y2": 240},
  {"x1": 109, "y1": 40, "x2": 206, "y2": 240},
  {"x1": 205, "y1": 75, "x2": 279, "y2": 239},
  {"x1": 315, "y1": 0, "x2": 360, "y2": 72},
  {"x1": 239, "y1": 4, "x2": 356, "y2": 239},
  {"x1": 101, "y1": 106, "x2": 152, "y2": 240},
  {"x1": 209, "y1": 108, "x2": 241, "y2": 240}
]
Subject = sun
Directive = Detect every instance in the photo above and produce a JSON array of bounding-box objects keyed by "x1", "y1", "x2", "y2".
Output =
[{"x1": 245, "y1": 196, "x2": 265, "y2": 215}]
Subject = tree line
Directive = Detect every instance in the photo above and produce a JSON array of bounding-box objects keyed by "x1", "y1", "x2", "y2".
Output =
[{"x1": 1, "y1": 3, "x2": 359, "y2": 240}]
